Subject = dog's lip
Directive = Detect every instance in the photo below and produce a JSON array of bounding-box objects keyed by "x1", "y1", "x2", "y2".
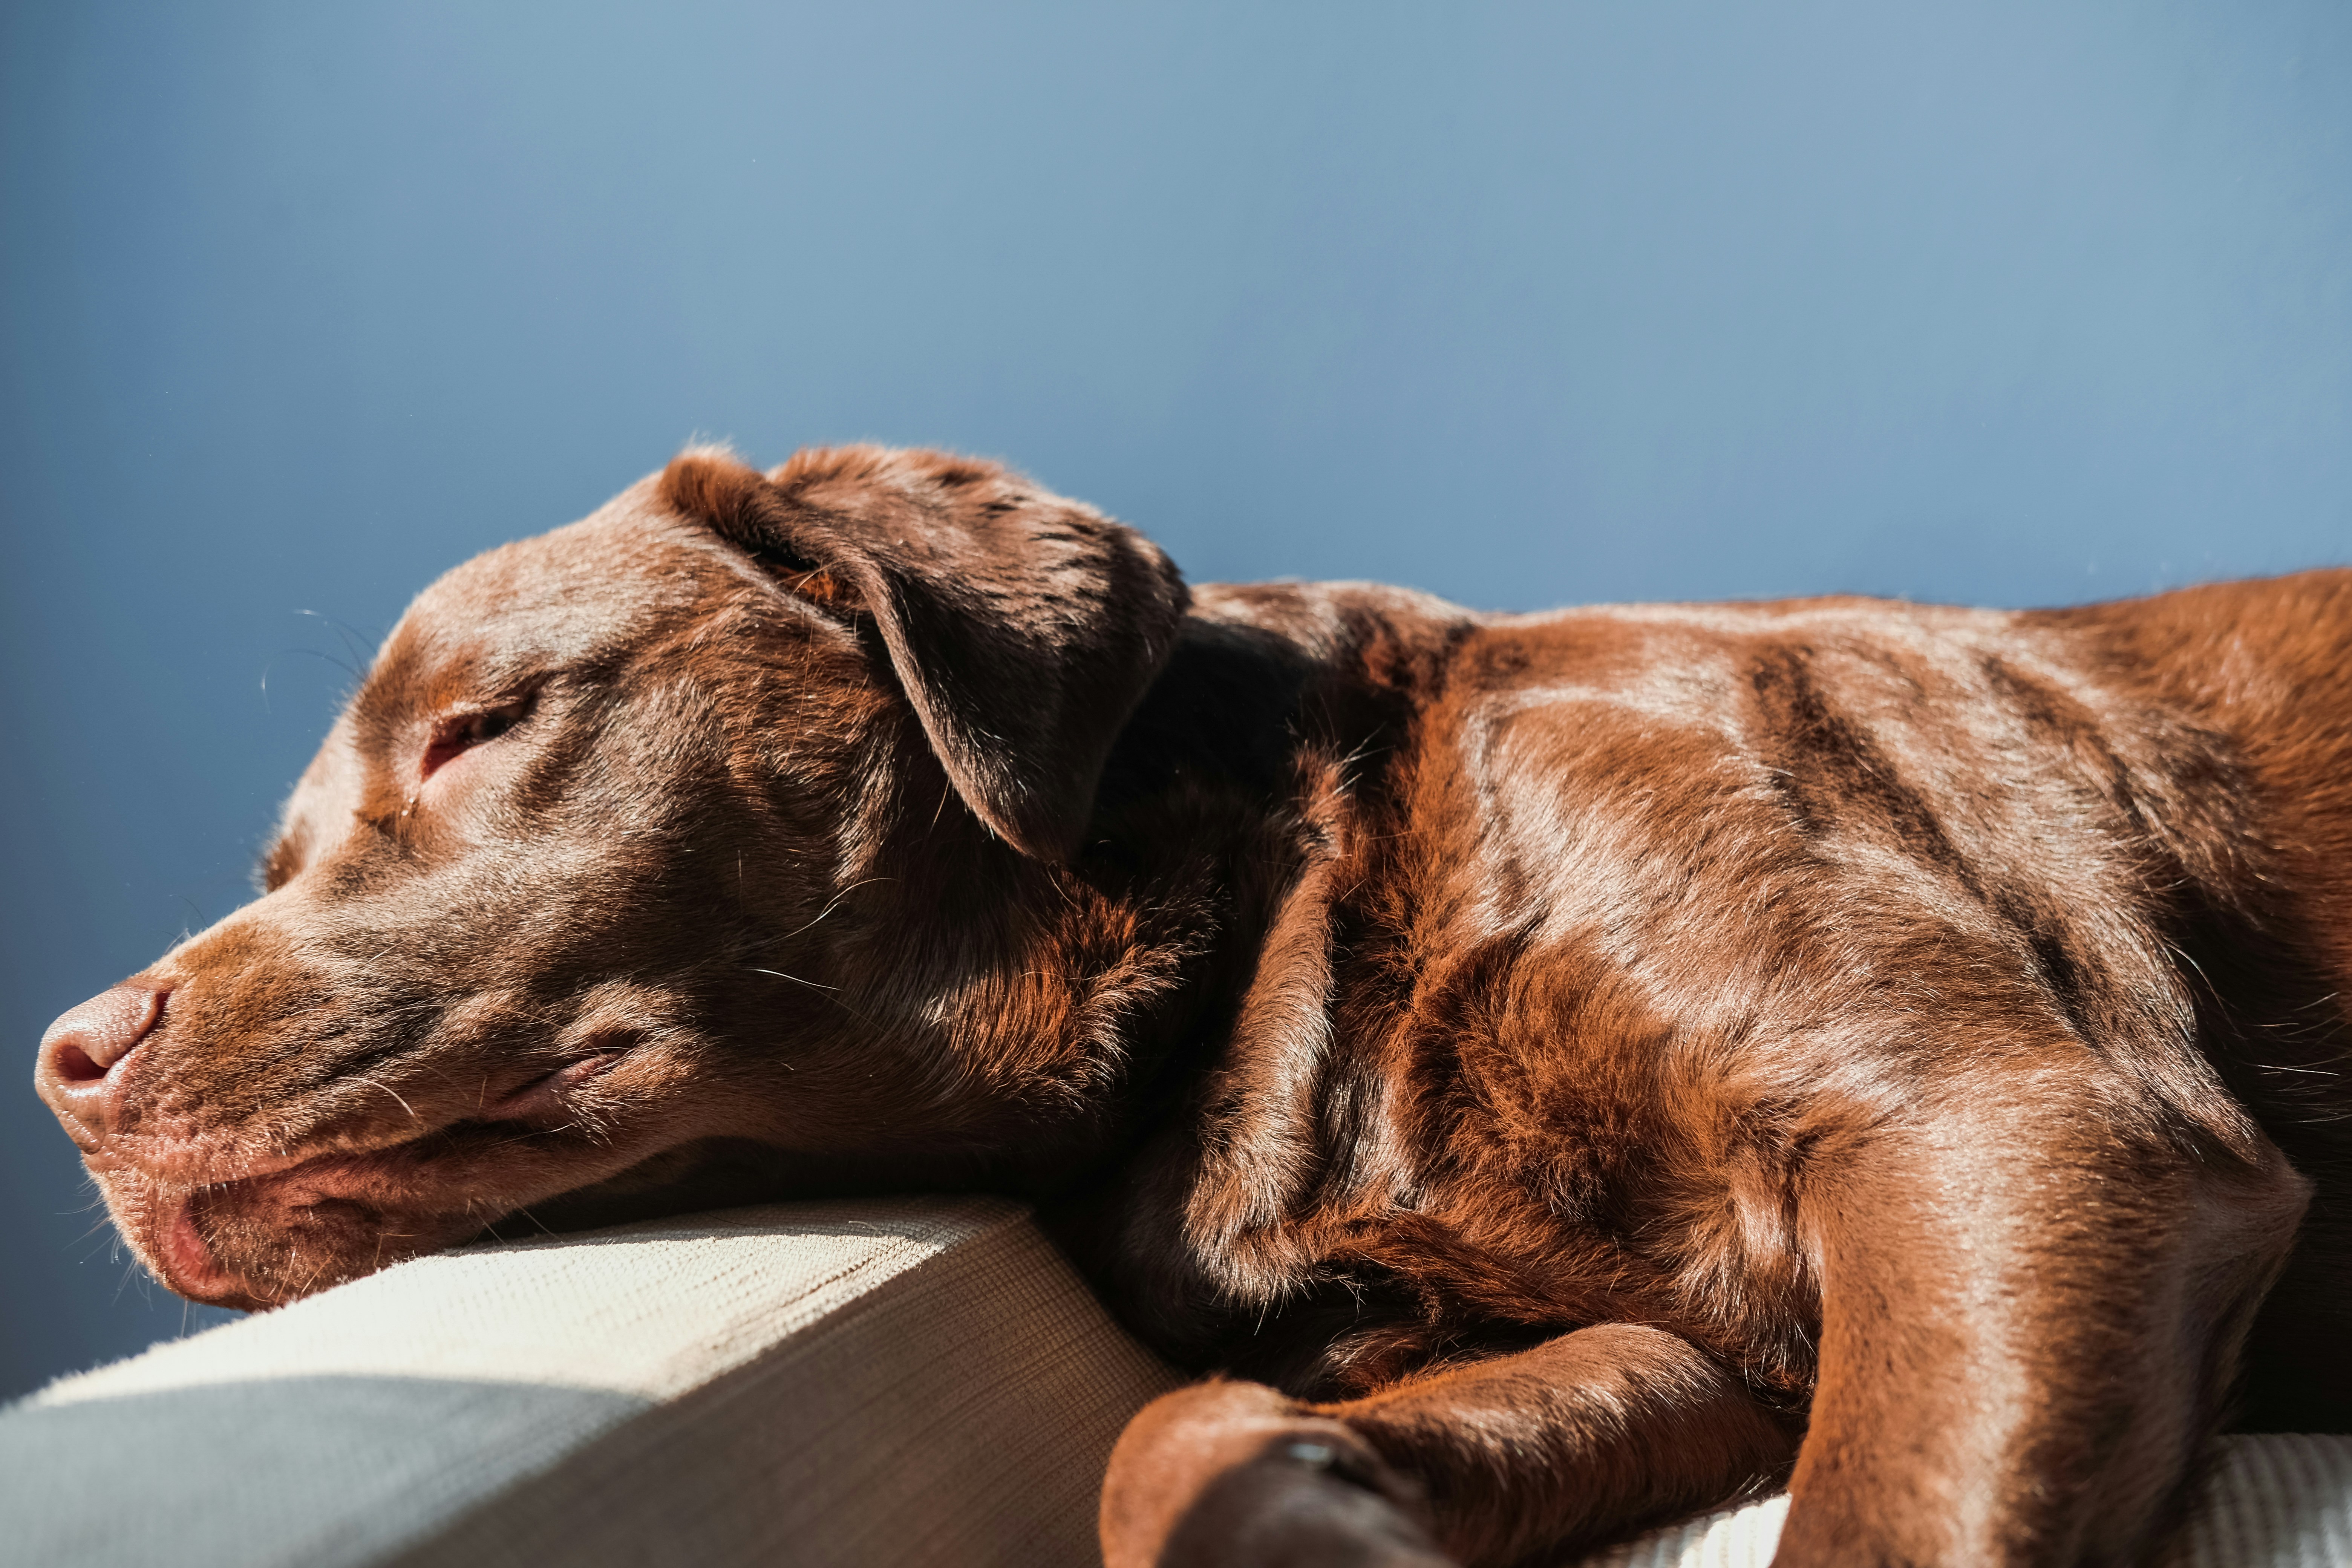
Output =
[
  {"x1": 87, "y1": 1136, "x2": 327, "y2": 1190},
  {"x1": 85, "y1": 1051, "x2": 630, "y2": 1188},
  {"x1": 153, "y1": 1190, "x2": 238, "y2": 1300},
  {"x1": 103, "y1": 1052, "x2": 632, "y2": 1303},
  {"x1": 146, "y1": 1145, "x2": 458, "y2": 1306}
]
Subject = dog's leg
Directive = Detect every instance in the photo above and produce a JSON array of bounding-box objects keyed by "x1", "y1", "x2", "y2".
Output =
[
  {"x1": 1100, "y1": 1323, "x2": 1796, "y2": 1568},
  {"x1": 1774, "y1": 1103, "x2": 2309, "y2": 1568}
]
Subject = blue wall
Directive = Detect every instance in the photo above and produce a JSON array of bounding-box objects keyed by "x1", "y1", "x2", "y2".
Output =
[{"x1": 4, "y1": 0, "x2": 2346, "y2": 1397}]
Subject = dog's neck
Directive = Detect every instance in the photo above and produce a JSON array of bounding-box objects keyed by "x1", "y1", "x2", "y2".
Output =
[{"x1": 1001, "y1": 586, "x2": 1482, "y2": 1354}]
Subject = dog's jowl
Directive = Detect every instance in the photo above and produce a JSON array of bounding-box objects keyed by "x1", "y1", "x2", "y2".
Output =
[{"x1": 35, "y1": 445, "x2": 2352, "y2": 1566}]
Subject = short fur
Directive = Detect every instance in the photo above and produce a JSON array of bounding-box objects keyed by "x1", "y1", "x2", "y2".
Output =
[{"x1": 36, "y1": 446, "x2": 2352, "y2": 1566}]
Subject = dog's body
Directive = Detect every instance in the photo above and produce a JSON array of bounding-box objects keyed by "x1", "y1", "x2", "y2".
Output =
[{"x1": 37, "y1": 446, "x2": 2352, "y2": 1566}]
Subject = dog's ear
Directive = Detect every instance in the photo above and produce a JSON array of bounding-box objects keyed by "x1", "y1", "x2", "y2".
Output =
[{"x1": 660, "y1": 445, "x2": 1189, "y2": 862}]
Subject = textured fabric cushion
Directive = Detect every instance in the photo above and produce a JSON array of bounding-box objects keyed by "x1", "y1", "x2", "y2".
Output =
[
  {"x1": 2, "y1": 1196, "x2": 1178, "y2": 1568},
  {"x1": 1577, "y1": 1435, "x2": 2352, "y2": 1567}
]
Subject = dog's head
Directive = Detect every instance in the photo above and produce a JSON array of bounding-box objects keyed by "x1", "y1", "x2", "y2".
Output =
[{"x1": 33, "y1": 446, "x2": 1187, "y2": 1309}]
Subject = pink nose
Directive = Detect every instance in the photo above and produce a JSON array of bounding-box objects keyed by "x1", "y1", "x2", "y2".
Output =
[{"x1": 35, "y1": 981, "x2": 168, "y2": 1146}]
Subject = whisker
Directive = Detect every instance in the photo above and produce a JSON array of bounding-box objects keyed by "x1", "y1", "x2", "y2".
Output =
[
  {"x1": 349, "y1": 1074, "x2": 423, "y2": 1128},
  {"x1": 748, "y1": 967, "x2": 839, "y2": 992},
  {"x1": 292, "y1": 608, "x2": 378, "y2": 673},
  {"x1": 772, "y1": 878, "x2": 895, "y2": 945}
]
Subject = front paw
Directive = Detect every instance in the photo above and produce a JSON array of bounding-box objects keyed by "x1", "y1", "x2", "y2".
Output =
[
  {"x1": 1104, "y1": 1381, "x2": 1453, "y2": 1567},
  {"x1": 1157, "y1": 1438, "x2": 1454, "y2": 1566}
]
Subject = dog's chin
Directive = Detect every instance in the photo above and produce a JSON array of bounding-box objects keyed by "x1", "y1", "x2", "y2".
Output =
[{"x1": 113, "y1": 1161, "x2": 493, "y2": 1312}]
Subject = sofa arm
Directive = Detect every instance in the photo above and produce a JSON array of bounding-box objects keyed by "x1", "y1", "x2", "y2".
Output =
[{"x1": 3, "y1": 1196, "x2": 1178, "y2": 1568}]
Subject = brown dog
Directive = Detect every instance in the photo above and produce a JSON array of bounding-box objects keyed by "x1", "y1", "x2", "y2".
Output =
[{"x1": 35, "y1": 446, "x2": 2352, "y2": 1566}]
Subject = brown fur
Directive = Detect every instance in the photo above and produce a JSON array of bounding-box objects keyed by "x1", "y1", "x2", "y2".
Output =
[{"x1": 35, "y1": 446, "x2": 2352, "y2": 1566}]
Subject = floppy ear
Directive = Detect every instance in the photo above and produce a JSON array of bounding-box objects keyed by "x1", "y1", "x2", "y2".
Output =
[{"x1": 660, "y1": 444, "x2": 1190, "y2": 862}]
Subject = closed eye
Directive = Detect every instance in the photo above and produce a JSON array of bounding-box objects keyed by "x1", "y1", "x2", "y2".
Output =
[{"x1": 420, "y1": 696, "x2": 533, "y2": 780}]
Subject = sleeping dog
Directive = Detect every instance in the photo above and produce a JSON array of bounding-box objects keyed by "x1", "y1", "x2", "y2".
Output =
[{"x1": 36, "y1": 446, "x2": 2352, "y2": 1566}]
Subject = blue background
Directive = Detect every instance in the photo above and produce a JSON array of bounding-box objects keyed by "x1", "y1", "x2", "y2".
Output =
[{"x1": 3, "y1": 1, "x2": 2346, "y2": 1398}]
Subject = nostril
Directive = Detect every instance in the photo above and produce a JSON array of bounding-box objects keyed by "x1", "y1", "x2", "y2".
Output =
[
  {"x1": 49, "y1": 1039, "x2": 107, "y2": 1084},
  {"x1": 38, "y1": 982, "x2": 169, "y2": 1101}
]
